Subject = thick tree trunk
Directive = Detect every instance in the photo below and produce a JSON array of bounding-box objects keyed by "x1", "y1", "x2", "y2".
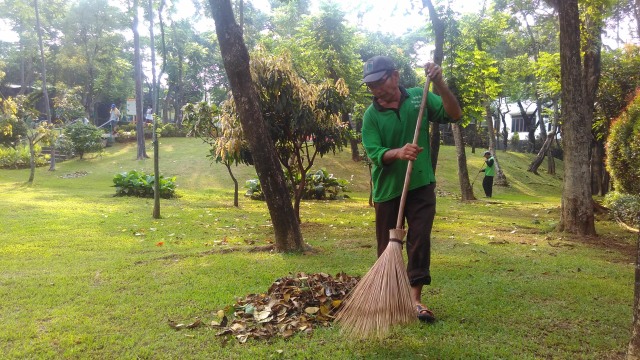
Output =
[
  {"x1": 152, "y1": 116, "x2": 160, "y2": 219},
  {"x1": 209, "y1": 0, "x2": 304, "y2": 252},
  {"x1": 556, "y1": 0, "x2": 596, "y2": 235}
]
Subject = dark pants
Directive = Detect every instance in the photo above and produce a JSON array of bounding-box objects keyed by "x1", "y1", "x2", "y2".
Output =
[
  {"x1": 483, "y1": 175, "x2": 494, "y2": 198},
  {"x1": 374, "y1": 184, "x2": 436, "y2": 286}
]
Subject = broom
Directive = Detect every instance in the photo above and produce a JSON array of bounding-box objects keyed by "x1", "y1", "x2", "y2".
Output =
[{"x1": 336, "y1": 74, "x2": 433, "y2": 339}]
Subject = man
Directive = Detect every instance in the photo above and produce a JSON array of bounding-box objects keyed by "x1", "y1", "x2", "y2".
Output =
[
  {"x1": 361, "y1": 56, "x2": 462, "y2": 323},
  {"x1": 480, "y1": 150, "x2": 495, "y2": 198},
  {"x1": 109, "y1": 104, "x2": 120, "y2": 133}
]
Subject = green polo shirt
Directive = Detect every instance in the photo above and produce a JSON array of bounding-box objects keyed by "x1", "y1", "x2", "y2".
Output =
[{"x1": 362, "y1": 86, "x2": 451, "y2": 203}]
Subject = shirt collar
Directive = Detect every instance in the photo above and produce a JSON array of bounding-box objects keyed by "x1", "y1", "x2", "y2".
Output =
[{"x1": 372, "y1": 86, "x2": 410, "y2": 111}]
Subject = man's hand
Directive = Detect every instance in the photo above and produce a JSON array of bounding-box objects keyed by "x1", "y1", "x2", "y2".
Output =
[
  {"x1": 396, "y1": 143, "x2": 423, "y2": 161},
  {"x1": 424, "y1": 62, "x2": 442, "y2": 82},
  {"x1": 383, "y1": 143, "x2": 424, "y2": 164}
]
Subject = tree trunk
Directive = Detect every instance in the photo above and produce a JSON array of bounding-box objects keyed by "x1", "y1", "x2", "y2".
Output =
[
  {"x1": 148, "y1": 0, "x2": 158, "y2": 115},
  {"x1": 423, "y1": 0, "x2": 444, "y2": 174},
  {"x1": 528, "y1": 130, "x2": 555, "y2": 175},
  {"x1": 158, "y1": 0, "x2": 167, "y2": 119},
  {"x1": 28, "y1": 137, "x2": 36, "y2": 183},
  {"x1": 452, "y1": 124, "x2": 475, "y2": 201},
  {"x1": 152, "y1": 116, "x2": 160, "y2": 219},
  {"x1": 34, "y1": 0, "x2": 55, "y2": 171},
  {"x1": 225, "y1": 162, "x2": 239, "y2": 207},
  {"x1": 628, "y1": 223, "x2": 640, "y2": 359},
  {"x1": 209, "y1": 0, "x2": 304, "y2": 252},
  {"x1": 556, "y1": 0, "x2": 596, "y2": 235},
  {"x1": 133, "y1": 0, "x2": 148, "y2": 160}
]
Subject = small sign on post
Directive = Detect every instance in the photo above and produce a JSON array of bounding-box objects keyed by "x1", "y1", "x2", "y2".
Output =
[{"x1": 126, "y1": 98, "x2": 136, "y2": 116}]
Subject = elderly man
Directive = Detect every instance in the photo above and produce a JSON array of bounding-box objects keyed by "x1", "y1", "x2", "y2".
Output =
[{"x1": 361, "y1": 55, "x2": 462, "y2": 322}]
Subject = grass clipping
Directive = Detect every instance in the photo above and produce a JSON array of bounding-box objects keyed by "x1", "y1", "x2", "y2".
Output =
[{"x1": 335, "y1": 229, "x2": 416, "y2": 338}]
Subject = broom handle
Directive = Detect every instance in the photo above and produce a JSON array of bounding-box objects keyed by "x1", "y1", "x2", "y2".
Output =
[{"x1": 395, "y1": 76, "x2": 431, "y2": 230}]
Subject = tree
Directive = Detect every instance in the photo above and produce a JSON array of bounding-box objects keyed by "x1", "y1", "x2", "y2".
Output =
[
  {"x1": 422, "y1": 0, "x2": 475, "y2": 201},
  {"x1": 289, "y1": 3, "x2": 362, "y2": 161},
  {"x1": 33, "y1": 0, "x2": 54, "y2": 171},
  {"x1": 62, "y1": 122, "x2": 103, "y2": 159},
  {"x1": 11, "y1": 95, "x2": 54, "y2": 183},
  {"x1": 593, "y1": 45, "x2": 640, "y2": 195},
  {"x1": 183, "y1": 101, "x2": 253, "y2": 207},
  {"x1": 549, "y1": 0, "x2": 596, "y2": 235},
  {"x1": 131, "y1": 0, "x2": 149, "y2": 160},
  {"x1": 57, "y1": 0, "x2": 129, "y2": 118},
  {"x1": 208, "y1": 0, "x2": 304, "y2": 252},
  {"x1": 603, "y1": 92, "x2": 640, "y2": 358},
  {"x1": 249, "y1": 51, "x2": 350, "y2": 221},
  {"x1": 448, "y1": 10, "x2": 508, "y2": 189}
]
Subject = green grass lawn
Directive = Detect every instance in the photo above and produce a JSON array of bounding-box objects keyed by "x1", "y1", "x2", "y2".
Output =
[{"x1": 0, "y1": 138, "x2": 635, "y2": 359}]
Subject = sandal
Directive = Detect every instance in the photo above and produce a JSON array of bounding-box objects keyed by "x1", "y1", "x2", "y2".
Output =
[{"x1": 416, "y1": 304, "x2": 436, "y2": 323}]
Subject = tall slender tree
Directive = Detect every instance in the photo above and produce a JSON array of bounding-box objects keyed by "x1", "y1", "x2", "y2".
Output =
[
  {"x1": 33, "y1": 0, "x2": 54, "y2": 171},
  {"x1": 131, "y1": 0, "x2": 148, "y2": 160}
]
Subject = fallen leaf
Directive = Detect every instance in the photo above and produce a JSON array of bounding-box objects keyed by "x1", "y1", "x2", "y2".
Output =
[{"x1": 304, "y1": 307, "x2": 319, "y2": 315}]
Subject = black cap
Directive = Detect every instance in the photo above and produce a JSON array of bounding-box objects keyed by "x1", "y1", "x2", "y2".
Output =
[{"x1": 363, "y1": 56, "x2": 396, "y2": 83}]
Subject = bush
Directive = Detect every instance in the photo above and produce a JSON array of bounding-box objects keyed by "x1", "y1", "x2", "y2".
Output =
[
  {"x1": 113, "y1": 170, "x2": 177, "y2": 199},
  {"x1": 603, "y1": 192, "x2": 640, "y2": 228},
  {"x1": 63, "y1": 122, "x2": 104, "y2": 159},
  {"x1": 245, "y1": 168, "x2": 349, "y2": 201},
  {"x1": 0, "y1": 143, "x2": 48, "y2": 169},
  {"x1": 606, "y1": 91, "x2": 640, "y2": 195},
  {"x1": 159, "y1": 123, "x2": 188, "y2": 137},
  {"x1": 114, "y1": 123, "x2": 153, "y2": 142},
  {"x1": 303, "y1": 168, "x2": 349, "y2": 200}
]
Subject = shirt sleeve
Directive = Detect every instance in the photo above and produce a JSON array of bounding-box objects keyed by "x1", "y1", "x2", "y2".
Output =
[{"x1": 361, "y1": 108, "x2": 389, "y2": 168}]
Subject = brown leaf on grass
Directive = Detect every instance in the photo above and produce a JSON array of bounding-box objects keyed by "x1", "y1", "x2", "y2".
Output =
[{"x1": 168, "y1": 318, "x2": 202, "y2": 330}]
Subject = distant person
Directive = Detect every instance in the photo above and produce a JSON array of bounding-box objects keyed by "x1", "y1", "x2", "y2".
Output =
[
  {"x1": 109, "y1": 104, "x2": 120, "y2": 132},
  {"x1": 480, "y1": 150, "x2": 495, "y2": 198},
  {"x1": 145, "y1": 107, "x2": 153, "y2": 124}
]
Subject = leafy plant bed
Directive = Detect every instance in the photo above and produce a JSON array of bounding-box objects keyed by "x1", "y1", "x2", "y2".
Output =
[{"x1": 113, "y1": 169, "x2": 177, "y2": 198}]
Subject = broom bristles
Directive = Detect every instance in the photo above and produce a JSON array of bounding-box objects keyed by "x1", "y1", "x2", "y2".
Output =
[{"x1": 335, "y1": 231, "x2": 416, "y2": 339}]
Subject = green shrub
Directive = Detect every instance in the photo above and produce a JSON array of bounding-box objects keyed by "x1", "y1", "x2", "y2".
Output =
[
  {"x1": 159, "y1": 123, "x2": 188, "y2": 137},
  {"x1": 606, "y1": 91, "x2": 640, "y2": 195},
  {"x1": 0, "y1": 144, "x2": 48, "y2": 169},
  {"x1": 63, "y1": 122, "x2": 104, "y2": 159},
  {"x1": 113, "y1": 170, "x2": 177, "y2": 199},
  {"x1": 603, "y1": 191, "x2": 640, "y2": 228},
  {"x1": 114, "y1": 129, "x2": 136, "y2": 143},
  {"x1": 303, "y1": 168, "x2": 349, "y2": 200},
  {"x1": 245, "y1": 168, "x2": 349, "y2": 201},
  {"x1": 114, "y1": 123, "x2": 153, "y2": 142}
]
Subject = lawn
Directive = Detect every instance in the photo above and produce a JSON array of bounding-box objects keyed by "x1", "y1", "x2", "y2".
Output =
[{"x1": 0, "y1": 137, "x2": 635, "y2": 359}]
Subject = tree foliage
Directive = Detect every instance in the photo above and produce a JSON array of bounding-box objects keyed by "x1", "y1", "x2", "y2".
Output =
[
  {"x1": 62, "y1": 122, "x2": 104, "y2": 159},
  {"x1": 606, "y1": 91, "x2": 640, "y2": 195},
  {"x1": 225, "y1": 49, "x2": 351, "y2": 220}
]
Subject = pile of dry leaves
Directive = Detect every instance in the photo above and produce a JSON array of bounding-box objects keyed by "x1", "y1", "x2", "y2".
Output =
[{"x1": 169, "y1": 272, "x2": 359, "y2": 342}]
